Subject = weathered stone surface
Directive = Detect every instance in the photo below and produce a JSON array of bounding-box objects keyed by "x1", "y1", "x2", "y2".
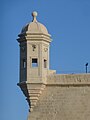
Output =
[
  {"x1": 28, "y1": 80, "x2": 90, "y2": 120},
  {"x1": 47, "y1": 74, "x2": 90, "y2": 85}
]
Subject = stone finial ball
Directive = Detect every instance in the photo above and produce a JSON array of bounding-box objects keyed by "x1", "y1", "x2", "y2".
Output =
[{"x1": 32, "y1": 11, "x2": 38, "y2": 17}]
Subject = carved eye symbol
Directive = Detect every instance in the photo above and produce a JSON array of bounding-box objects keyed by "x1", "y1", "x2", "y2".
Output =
[{"x1": 44, "y1": 48, "x2": 48, "y2": 52}]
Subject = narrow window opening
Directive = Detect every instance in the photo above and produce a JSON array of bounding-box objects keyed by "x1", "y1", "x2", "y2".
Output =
[
  {"x1": 23, "y1": 59, "x2": 26, "y2": 68},
  {"x1": 44, "y1": 59, "x2": 47, "y2": 68},
  {"x1": 32, "y1": 58, "x2": 38, "y2": 67}
]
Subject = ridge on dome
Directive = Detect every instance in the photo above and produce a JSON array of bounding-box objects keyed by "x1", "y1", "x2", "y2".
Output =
[{"x1": 21, "y1": 11, "x2": 49, "y2": 35}]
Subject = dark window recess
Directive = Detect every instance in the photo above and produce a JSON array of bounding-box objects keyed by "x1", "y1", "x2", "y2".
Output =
[
  {"x1": 23, "y1": 59, "x2": 26, "y2": 68},
  {"x1": 44, "y1": 59, "x2": 47, "y2": 68},
  {"x1": 32, "y1": 58, "x2": 38, "y2": 67}
]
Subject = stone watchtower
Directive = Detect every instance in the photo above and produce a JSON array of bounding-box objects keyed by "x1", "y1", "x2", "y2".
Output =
[
  {"x1": 17, "y1": 12, "x2": 90, "y2": 120},
  {"x1": 17, "y1": 11, "x2": 55, "y2": 111}
]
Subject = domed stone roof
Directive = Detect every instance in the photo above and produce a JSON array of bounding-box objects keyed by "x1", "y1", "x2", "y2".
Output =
[{"x1": 21, "y1": 11, "x2": 49, "y2": 35}]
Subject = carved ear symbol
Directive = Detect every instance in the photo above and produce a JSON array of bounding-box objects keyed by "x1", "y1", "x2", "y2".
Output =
[{"x1": 32, "y1": 45, "x2": 36, "y2": 51}]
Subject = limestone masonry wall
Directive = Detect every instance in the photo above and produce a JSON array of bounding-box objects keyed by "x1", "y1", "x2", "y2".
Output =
[
  {"x1": 47, "y1": 74, "x2": 90, "y2": 85},
  {"x1": 28, "y1": 74, "x2": 90, "y2": 120},
  {"x1": 28, "y1": 85, "x2": 90, "y2": 120}
]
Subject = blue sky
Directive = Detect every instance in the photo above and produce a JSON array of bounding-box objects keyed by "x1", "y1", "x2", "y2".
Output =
[{"x1": 0, "y1": 0, "x2": 90, "y2": 120}]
